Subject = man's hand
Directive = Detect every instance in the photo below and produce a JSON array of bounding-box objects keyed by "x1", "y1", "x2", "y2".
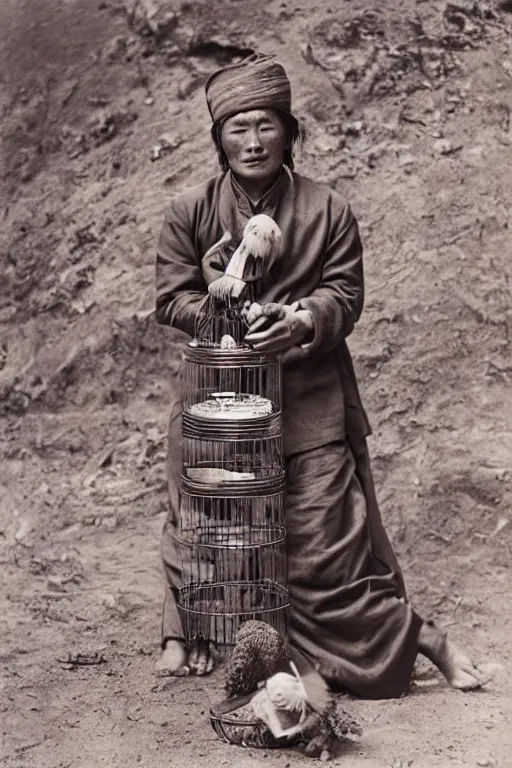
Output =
[{"x1": 244, "y1": 301, "x2": 314, "y2": 353}]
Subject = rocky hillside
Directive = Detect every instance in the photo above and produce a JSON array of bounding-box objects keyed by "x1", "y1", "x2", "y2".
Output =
[{"x1": 2, "y1": 2, "x2": 512, "y2": 766}]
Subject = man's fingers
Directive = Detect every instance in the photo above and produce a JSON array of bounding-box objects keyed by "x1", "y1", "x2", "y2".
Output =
[
  {"x1": 242, "y1": 301, "x2": 263, "y2": 325},
  {"x1": 251, "y1": 343, "x2": 282, "y2": 353},
  {"x1": 246, "y1": 315, "x2": 274, "y2": 334},
  {"x1": 245, "y1": 320, "x2": 288, "y2": 344},
  {"x1": 245, "y1": 328, "x2": 275, "y2": 343},
  {"x1": 249, "y1": 336, "x2": 288, "y2": 353}
]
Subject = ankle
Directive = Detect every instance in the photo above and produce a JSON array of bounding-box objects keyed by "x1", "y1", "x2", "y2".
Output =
[
  {"x1": 418, "y1": 619, "x2": 447, "y2": 663},
  {"x1": 163, "y1": 638, "x2": 185, "y2": 651}
]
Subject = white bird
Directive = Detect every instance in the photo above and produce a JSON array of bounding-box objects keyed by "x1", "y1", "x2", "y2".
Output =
[
  {"x1": 208, "y1": 214, "x2": 282, "y2": 304},
  {"x1": 250, "y1": 663, "x2": 311, "y2": 738}
]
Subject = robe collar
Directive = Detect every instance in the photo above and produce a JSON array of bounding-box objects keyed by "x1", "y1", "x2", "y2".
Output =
[
  {"x1": 218, "y1": 165, "x2": 294, "y2": 242},
  {"x1": 230, "y1": 168, "x2": 286, "y2": 216}
]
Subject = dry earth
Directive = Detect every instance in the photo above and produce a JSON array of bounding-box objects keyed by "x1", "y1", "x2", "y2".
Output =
[{"x1": 1, "y1": 1, "x2": 512, "y2": 766}]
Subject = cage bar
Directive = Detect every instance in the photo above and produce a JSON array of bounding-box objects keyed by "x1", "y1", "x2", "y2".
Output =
[{"x1": 194, "y1": 302, "x2": 249, "y2": 347}]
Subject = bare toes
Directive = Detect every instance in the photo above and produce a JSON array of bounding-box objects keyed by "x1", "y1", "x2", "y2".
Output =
[
  {"x1": 194, "y1": 653, "x2": 209, "y2": 675},
  {"x1": 195, "y1": 651, "x2": 215, "y2": 676},
  {"x1": 453, "y1": 663, "x2": 496, "y2": 690},
  {"x1": 188, "y1": 639, "x2": 215, "y2": 676},
  {"x1": 451, "y1": 669, "x2": 483, "y2": 690},
  {"x1": 155, "y1": 643, "x2": 189, "y2": 677}
]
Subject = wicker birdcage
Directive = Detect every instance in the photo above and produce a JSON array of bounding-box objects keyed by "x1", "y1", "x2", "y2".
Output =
[
  {"x1": 181, "y1": 344, "x2": 282, "y2": 413},
  {"x1": 176, "y1": 340, "x2": 289, "y2": 652}
]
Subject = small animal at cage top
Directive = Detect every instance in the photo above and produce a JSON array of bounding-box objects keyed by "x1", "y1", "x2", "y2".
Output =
[{"x1": 220, "y1": 334, "x2": 237, "y2": 349}]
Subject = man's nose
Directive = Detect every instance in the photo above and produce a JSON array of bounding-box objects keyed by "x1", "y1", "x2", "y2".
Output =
[{"x1": 247, "y1": 129, "x2": 263, "y2": 151}]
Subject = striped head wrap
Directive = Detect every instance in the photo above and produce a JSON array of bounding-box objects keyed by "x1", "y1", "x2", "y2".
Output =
[{"x1": 205, "y1": 53, "x2": 293, "y2": 123}]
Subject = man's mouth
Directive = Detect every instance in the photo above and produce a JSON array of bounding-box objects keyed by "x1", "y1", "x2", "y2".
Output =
[{"x1": 243, "y1": 157, "x2": 267, "y2": 166}]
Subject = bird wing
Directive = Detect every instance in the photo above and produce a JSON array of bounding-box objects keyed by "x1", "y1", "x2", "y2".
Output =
[
  {"x1": 288, "y1": 648, "x2": 332, "y2": 715},
  {"x1": 250, "y1": 688, "x2": 305, "y2": 739}
]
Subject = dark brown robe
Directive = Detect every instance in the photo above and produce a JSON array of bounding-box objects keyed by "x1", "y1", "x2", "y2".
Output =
[{"x1": 156, "y1": 167, "x2": 421, "y2": 698}]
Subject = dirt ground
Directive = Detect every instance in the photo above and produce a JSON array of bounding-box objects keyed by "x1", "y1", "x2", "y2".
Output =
[{"x1": 1, "y1": 1, "x2": 512, "y2": 766}]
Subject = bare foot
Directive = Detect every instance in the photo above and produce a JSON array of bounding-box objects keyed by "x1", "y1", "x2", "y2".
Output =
[
  {"x1": 438, "y1": 640, "x2": 486, "y2": 690},
  {"x1": 418, "y1": 621, "x2": 491, "y2": 690},
  {"x1": 188, "y1": 637, "x2": 215, "y2": 676},
  {"x1": 155, "y1": 639, "x2": 189, "y2": 677}
]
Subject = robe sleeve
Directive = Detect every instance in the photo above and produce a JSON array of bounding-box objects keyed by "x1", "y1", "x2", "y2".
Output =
[
  {"x1": 297, "y1": 201, "x2": 364, "y2": 355},
  {"x1": 155, "y1": 197, "x2": 209, "y2": 336}
]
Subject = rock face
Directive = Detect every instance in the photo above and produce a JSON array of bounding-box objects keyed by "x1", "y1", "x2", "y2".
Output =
[{"x1": 125, "y1": 0, "x2": 179, "y2": 36}]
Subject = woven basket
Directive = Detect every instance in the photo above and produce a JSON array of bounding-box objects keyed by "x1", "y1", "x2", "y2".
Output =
[{"x1": 209, "y1": 699, "x2": 301, "y2": 749}]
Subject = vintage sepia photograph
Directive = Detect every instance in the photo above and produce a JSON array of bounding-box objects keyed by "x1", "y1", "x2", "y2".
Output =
[{"x1": 2, "y1": 1, "x2": 511, "y2": 766}]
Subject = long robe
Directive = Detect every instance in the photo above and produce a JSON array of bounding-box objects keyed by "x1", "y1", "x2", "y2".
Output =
[{"x1": 156, "y1": 167, "x2": 421, "y2": 699}]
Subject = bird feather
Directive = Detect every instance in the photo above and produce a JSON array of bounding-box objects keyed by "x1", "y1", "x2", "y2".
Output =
[{"x1": 208, "y1": 215, "x2": 282, "y2": 305}]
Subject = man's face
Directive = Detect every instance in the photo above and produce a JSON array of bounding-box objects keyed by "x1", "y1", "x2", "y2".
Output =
[{"x1": 220, "y1": 108, "x2": 288, "y2": 184}]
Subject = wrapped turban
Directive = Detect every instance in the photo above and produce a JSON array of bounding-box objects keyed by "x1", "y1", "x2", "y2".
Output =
[{"x1": 205, "y1": 53, "x2": 293, "y2": 123}]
